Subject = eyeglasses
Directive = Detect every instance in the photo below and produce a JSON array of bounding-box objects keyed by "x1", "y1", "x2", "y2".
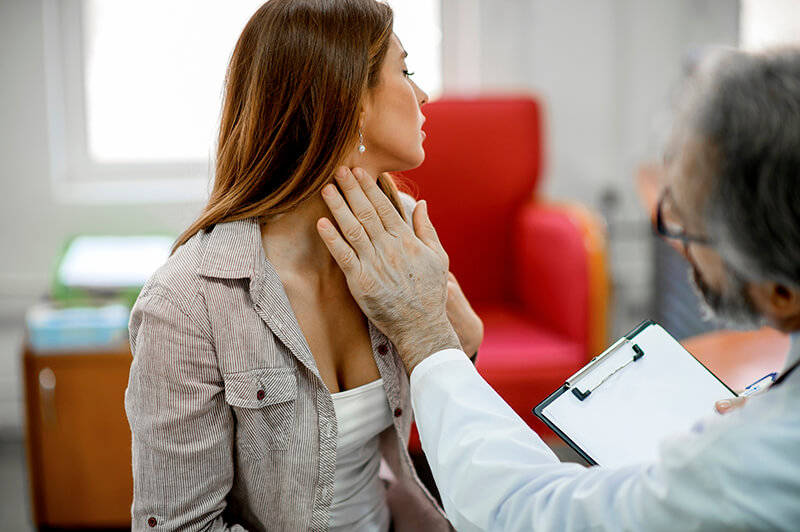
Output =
[{"x1": 653, "y1": 189, "x2": 713, "y2": 248}]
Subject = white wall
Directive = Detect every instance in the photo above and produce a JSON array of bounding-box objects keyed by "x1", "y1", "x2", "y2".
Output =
[
  {"x1": 442, "y1": 0, "x2": 739, "y2": 212},
  {"x1": 0, "y1": 0, "x2": 739, "y2": 432}
]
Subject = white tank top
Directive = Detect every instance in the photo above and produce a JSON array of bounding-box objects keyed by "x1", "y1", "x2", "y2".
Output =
[{"x1": 328, "y1": 379, "x2": 394, "y2": 531}]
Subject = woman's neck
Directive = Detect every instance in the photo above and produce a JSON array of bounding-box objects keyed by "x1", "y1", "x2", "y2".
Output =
[
  {"x1": 261, "y1": 153, "x2": 382, "y2": 275},
  {"x1": 259, "y1": 196, "x2": 340, "y2": 276}
]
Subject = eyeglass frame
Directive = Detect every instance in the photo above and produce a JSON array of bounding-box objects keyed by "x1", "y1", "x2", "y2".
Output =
[{"x1": 653, "y1": 189, "x2": 714, "y2": 248}]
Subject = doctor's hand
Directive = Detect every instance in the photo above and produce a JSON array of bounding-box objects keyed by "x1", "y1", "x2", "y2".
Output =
[
  {"x1": 316, "y1": 166, "x2": 461, "y2": 373},
  {"x1": 715, "y1": 395, "x2": 747, "y2": 414},
  {"x1": 446, "y1": 272, "x2": 483, "y2": 357}
]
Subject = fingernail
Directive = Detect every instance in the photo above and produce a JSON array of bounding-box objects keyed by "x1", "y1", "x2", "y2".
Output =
[
  {"x1": 322, "y1": 184, "x2": 335, "y2": 197},
  {"x1": 335, "y1": 167, "x2": 349, "y2": 180},
  {"x1": 318, "y1": 218, "x2": 332, "y2": 229},
  {"x1": 419, "y1": 200, "x2": 428, "y2": 212},
  {"x1": 716, "y1": 400, "x2": 731, "y2": 411}
]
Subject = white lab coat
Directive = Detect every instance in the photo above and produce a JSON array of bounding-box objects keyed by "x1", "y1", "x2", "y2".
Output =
[{"x1": 410, "y1": 335, "x2": 800, "y2": 531}]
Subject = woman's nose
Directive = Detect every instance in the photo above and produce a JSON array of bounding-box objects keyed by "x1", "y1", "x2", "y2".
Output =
[{"x1": 414, "y1": 81, "x2": 429, "y2": 106}]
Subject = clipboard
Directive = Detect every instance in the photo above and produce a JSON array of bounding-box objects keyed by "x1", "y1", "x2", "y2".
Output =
[{"x1": 533, "y1": 320, "x2": 736, "y2": 467}]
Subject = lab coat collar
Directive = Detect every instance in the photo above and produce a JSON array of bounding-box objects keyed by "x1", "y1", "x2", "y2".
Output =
[{"x1": 785, "y1": 332, "x2": 800, "y2": 373}]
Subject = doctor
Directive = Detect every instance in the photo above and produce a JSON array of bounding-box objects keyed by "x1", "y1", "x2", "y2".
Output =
[{"x1": 315, "y1": 48, "x2": 800, "y2": 531}]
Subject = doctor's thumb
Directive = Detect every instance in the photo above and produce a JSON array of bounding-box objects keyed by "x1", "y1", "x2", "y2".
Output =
[
  {"x1": 413, "y1": 200, "x2": 444, "y2": 252},
  {"x1": 715, "y1": 396, "x2": 747, "y2": 414}
]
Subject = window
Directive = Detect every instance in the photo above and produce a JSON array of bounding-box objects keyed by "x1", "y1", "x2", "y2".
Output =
[
  {"x1": 740, "y1": 0, "x2": 800, "y2": 50},
  {"x1": 389, "y1": 0, "x2": 442, "y2": 99},
  {"x1": 43, "y1": 0, "x2": 441, "y2": 203}
]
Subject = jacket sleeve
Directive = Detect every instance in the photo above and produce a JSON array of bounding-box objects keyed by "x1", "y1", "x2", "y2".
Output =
[
  {"x1": 125, "y1": 290, "x2": 246, "y2": 532},
  {"x1": 410, "y1": 350, "x2": 751, "y2": 532}
]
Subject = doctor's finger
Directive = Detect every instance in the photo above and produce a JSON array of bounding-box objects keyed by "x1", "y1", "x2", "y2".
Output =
[
  {"x1": 321, "y1": 183, "x2": 375, "y2": 258},
  {"x1": 715, "y1": 395, "x2": 747, "y2": 414},
  {"x1": 352, "y1": 168, "x2": 409, "y2": 236},
  {"x1": 412, "y1": 200, "x2": 448, "y2": 261},
  {"x1": 316, "y1": 217, "x2": 361, "y2": 277},
  {"x1": 333, "y1": 167, "x2": 387, "y2": 241}
]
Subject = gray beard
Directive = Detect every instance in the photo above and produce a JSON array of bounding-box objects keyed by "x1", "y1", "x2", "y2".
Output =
[{"x1": 688, "y1": 265, "x2": 767, "y2": 330}]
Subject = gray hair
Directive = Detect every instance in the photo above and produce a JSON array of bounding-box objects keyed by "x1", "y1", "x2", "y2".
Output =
[{"x1": 687, "y1": 48, "x2": 800, "y2": 289}]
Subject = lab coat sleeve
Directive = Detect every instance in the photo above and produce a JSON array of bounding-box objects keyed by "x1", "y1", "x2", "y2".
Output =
[{"x1": 409, "y1": 350, "x2": 746, "y2": 532}]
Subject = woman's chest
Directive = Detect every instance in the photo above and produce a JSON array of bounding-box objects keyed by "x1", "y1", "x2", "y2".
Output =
[
  {"x1": 205, "y1": 276, "x2": 383, "y2": 392},
  {"x1": 284, "y1": 284, "x2": 381, "y2": 393}
]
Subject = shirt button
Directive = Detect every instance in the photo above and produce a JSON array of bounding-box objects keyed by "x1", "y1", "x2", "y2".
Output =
[
  {"x1": 394, "y1": 407, "x2": 403, "y2": 418},
  {"x1": 377, "y1": 344, "x2": 389, "y2": 355},
  {"x1": 147, "y1": 517, "x2": 157, "y2": 528},
  {"x1": 256, "y1": 389, "x2": 265, "y2": 401}
]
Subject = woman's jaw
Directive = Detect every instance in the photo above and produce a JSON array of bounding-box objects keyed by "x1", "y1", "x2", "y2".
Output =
[{"x1": 339, "y1": 138, "x2": 427, "y2": 182}]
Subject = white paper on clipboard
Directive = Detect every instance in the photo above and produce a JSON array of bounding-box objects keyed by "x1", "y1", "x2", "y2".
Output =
[{"x1": 535, "y1": 321, "x2": 736, "y2": 467}]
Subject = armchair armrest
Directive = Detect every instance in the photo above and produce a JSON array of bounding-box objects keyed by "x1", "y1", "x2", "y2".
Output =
[{"x1": 512, "y1": 200, "x2": 609, "y2": 359}]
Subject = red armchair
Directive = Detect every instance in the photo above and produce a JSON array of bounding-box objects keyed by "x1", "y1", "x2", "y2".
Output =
[{"x1": 402, "y1": 96, "x2": 609, "y2": 447}]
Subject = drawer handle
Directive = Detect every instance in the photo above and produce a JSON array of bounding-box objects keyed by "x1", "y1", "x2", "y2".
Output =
[{"x1": 38, "y1": 368, "x2": 56, "y2": 425}]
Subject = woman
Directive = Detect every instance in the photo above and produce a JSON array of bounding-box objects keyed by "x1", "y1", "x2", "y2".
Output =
[{"x1": 124, "y1": 0, "x2": 483, "y2": 530}]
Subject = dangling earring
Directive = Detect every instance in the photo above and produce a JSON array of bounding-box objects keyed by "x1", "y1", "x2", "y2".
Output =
[{"x1": 358, "y1": 129, "x2": 366, "y2": 154}]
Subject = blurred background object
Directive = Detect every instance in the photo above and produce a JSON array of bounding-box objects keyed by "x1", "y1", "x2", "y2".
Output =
[
  {"x1": 51, "y1": 235, "x2": 173, "y2": 304},
  {"x1": 23, "y1": 341, "x2": 134, "y2": 529},
  {"x1": 402, "y1": 97, "x2": 609, "y2": 452},
  {"x1": 25, "y1": 302, "x2": 129, "y2": 352},
  {"x1": 3, "y1": 0, "x2": 800, "y2": 529},
  {"x1": 21, "y1": 235, "x2": 171, "y2": 528},
  {"x1": 25, "y1": 234, "x2": 172, "y2": 353}
]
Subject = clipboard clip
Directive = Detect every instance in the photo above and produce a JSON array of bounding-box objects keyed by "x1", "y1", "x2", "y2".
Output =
[{"x1": 567, "y1": 340, "x2": 645, "y2": 401}]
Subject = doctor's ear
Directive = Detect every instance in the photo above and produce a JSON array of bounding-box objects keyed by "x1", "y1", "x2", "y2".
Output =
[{"x1": 748, "y1": 281, "x2": 800, "y2": 330}]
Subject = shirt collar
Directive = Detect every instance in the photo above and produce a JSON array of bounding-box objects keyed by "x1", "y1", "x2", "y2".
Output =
[{"x1": 197, "y1": 217, "x2": 264, "y2": 293}]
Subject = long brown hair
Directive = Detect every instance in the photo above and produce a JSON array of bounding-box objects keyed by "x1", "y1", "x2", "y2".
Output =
[{"x1": 174, "y1": 0, "x2": 404, "y2": 251}]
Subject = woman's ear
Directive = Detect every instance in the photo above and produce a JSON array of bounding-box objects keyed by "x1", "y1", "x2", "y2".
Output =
[{"x1": 358, "y1": 106, "x2": 368, "y2": 130}]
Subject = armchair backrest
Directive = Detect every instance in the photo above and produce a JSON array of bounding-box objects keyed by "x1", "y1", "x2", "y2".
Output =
[{"x1": 401, "y1": 96, "x2": 544, "y2": 306}]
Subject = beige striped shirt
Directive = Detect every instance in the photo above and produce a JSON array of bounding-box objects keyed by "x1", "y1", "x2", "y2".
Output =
[{"x1": 124, "y1": 202, "x2": 452, "y2": 531}]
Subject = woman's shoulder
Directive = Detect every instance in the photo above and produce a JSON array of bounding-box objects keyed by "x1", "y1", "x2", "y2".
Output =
[{"x1": 134, "y1": 231, "x2": 208, "y2": 315}]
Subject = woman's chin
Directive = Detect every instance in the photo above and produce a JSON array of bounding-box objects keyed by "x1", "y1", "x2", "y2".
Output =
[{"x1": 386, "y1": 151, "x2": 426, "y2": 174}]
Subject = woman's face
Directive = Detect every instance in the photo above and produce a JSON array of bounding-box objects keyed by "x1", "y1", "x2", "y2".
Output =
[{"x1": 360, "y1": 34, "x2": 429, "y2": 173}]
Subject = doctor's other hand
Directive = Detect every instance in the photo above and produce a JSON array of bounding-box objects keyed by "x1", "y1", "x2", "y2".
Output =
[
  {"x1": 446, "y1": 272, "x2": 483, "y2": 356},
  {"x1": 317, "y1": 166, "x2": 461, "y2": 373},
  {"x1": 715, "y1": 395, "x2": 747, "y2": 414}
]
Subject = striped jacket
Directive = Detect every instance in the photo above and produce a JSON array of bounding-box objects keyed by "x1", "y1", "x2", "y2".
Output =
[{"x1": 124, "y1": 203, "x2": 452, "y2": 531}]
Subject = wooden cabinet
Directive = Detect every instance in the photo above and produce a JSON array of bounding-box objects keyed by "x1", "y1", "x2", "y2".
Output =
[{"x1": 23, "y1": 344, "x2": 133, "y2": 528}]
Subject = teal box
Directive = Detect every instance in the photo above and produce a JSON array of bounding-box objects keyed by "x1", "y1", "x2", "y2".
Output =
[{"x1": 26, "y1": 303, "x2": 131, "y2": 352}]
